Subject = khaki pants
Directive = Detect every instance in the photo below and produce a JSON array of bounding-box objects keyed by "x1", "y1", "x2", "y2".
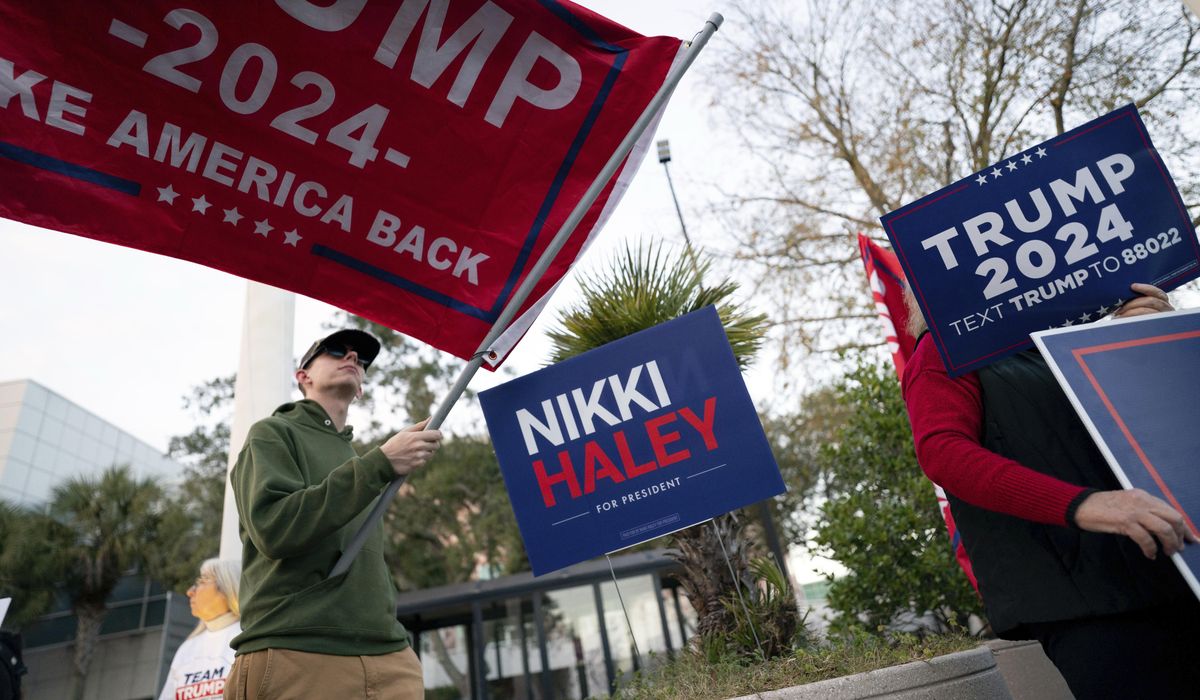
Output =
[{"x1": 224, "y1": 647, "x2": 423, "y2": 700}]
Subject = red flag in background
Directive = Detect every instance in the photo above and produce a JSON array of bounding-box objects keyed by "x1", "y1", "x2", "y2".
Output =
[
  {"x1": 857, "y1": 233, "x2": 916, "y2": 376},
  {"x1": 857, "y1": 233, "x2": 979, "y2": 591}
]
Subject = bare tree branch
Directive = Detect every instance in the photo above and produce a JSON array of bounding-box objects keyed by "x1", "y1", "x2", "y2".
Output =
[
  {"x1": 1050, "y1": 0, "x2": 1089, "y2": 134},
  {"x1": 1135, "y1": 16, "x2": 1199, "y2": 108}
]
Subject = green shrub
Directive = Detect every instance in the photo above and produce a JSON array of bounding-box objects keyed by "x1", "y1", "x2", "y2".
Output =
[
  {"x1": 705, "y1": 557, "x2": 809, "y2": 662},
  {"x1": 811, "y1": 359, "x2": 984, "y2": 635}
]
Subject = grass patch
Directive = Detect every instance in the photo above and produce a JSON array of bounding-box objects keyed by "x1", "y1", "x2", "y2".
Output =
[{"x1": 612, "y1": 633, "x2": 981, "y2": 700}]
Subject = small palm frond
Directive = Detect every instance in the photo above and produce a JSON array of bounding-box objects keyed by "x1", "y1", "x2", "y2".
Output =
[{"x1": 547, "y1": 243, "x2": 768, "y2": 367}]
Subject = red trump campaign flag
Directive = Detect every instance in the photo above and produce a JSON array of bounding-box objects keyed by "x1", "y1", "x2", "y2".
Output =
[
  {"x1": 858, "y1": 233, "x2": 916, "y2": 376},
  {"x1": 858, "y1": 233, "x2": 978, "y2": 590},
  {"x1": 0, "y1": 1, "x2": 683, "y2": 364}
]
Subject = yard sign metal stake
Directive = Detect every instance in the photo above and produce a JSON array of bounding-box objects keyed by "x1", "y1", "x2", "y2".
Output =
[
  {"x1": 713, "y1": 518, "x2": 764, "y2": 656},
  {"x1": 606, "y1": 554, "x2": 645, "y2": 673}
]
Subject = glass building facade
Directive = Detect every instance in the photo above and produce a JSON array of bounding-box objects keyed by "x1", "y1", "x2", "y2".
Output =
[
  {"x1": 19, "y1": 575, "x2": 194, "y2": 700},
  {"x1": 397, "y1": 550, "x2": 696, "y2": 699},
  {"x1": 0, "y1": 379, "x2": 180, "y2": 505},
  {"x1": 0, "y1": 379, "x2": 191, "y2": 698}
]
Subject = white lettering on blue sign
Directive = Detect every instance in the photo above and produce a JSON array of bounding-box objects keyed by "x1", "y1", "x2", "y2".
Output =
[
  {"x1": 515, "y1": 361, "x2": 672, "y2": 455},
  {"x1": 919, "y1": 152, "x2": 1136, "y2": 274}
]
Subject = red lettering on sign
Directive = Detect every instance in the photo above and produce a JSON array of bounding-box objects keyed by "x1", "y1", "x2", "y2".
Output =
[
  {"x1": 583, "y1": 439, "x2": 626, "y2": 494},
  {"x1": 679, "y1": 397, "x2": 718, "y2": 450},
  {"x1": 533, "y1": 450, "x2": 581, "y2": 508},
  {"x1": 645, "y1": 412, "x2": 690, "y2": 467},
  {"x1": 613, "y1": 429, "x2": 657, "y2": 478},
  {"x1": 531, "y1": 397, "x2": 719, "y2": 507}
]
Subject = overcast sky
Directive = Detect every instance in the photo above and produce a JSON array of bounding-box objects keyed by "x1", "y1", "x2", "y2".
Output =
[{"x1": 0, "y1": 2, "x2": 754, "y2": 451}]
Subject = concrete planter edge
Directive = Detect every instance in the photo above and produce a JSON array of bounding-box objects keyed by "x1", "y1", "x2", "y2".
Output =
[{"x1": 728, "y1": 645, "x2": 1011, "y2": 700}]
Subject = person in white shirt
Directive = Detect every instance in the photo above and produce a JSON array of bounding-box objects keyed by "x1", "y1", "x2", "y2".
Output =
[{"x1": 159, "y1": 559, "x2": 242, "y2": 700}]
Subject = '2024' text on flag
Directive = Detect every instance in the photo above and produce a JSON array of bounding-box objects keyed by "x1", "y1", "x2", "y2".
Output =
[{"x1": 0, "y1": 0, "x2": 683, "y2": 364}]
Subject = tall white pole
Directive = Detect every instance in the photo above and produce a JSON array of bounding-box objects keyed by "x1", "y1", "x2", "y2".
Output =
[{"x1": 218, "y1": 282, "x2": 295, "y2": 560}]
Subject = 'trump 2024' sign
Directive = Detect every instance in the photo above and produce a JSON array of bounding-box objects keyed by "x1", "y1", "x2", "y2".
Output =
[
  {"x1": 480, "y1": 307, "x2": 786, "y2": 575},
  {"x1": 882, "y1": 105, "x2": 1200, "y2": 376},
  {"x1": 0, "y1": 1, "x2": 682, "y2": 363}
]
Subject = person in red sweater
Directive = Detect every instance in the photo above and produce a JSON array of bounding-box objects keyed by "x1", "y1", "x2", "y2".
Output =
[{"x1": 903, "y1": 282, "x2": 1199, "y2": 699}]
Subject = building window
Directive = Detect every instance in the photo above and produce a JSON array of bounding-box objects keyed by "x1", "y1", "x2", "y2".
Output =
[
  {"x1": 421, "y1": 624, "x2": 471, "y2": 699},
  {"x1": 480, "y1": 597, "x2": 539, "y2": 699},
  {"x1": 539, "y1": 584, "x2": 605, "y2": 699},
  {"x1": 597, "y1": 574, "x2": 665, "y2": 683},
  {"x1": 662, "y1": 585, "x2": 697, "y2": 651}
]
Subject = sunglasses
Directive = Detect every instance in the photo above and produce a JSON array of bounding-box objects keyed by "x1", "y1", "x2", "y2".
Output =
[{"x1": 315, "y1": 345, "x2": 370, "y2": 370}]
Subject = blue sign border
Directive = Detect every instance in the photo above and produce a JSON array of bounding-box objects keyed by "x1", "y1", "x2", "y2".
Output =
[{"x1": 1034, "y1": 309, "x2": 1200, "y2": 602}]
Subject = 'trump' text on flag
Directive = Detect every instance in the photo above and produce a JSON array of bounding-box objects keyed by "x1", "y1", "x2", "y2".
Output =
[{"x1": 0, "y1": 0, "x2": 683, "y2": 363}]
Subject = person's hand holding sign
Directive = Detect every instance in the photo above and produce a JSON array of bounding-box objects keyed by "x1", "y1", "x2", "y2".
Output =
[
  {"x1": 1075, "y1": 489, "x2": 1199, "y2": 559},
  {"x1": 1111, "y1": 282, "x2": 1173, "y2": 318},
  {"x1": 1074, "y1": 280, "x2": 1191, "y2": 559}
]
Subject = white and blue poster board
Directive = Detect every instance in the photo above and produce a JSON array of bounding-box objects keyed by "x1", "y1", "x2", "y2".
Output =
[
  {"x1": 883, "y1": 104, "x2": 1200, "y2": 376},
  {"x1": 480, "y1": 306, "x2": 786, "y2": 576},
  {"x1": 1033, "y1": 309, "x2": 1200, "y2": 601}
]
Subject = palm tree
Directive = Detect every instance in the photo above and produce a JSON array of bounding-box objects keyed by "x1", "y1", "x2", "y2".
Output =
[
  {"x1": 41, "y1": 466, "x2": 166, "y2": 700},
  {"x1": 0, "y1": 500, "x2": 63, "y2": 628},
  {"x1": 547, "y1": 243, "x2": 773, "y2": 644},
  {"x1": 548, "y1": 245, "x2": 766, "y2": 369}
]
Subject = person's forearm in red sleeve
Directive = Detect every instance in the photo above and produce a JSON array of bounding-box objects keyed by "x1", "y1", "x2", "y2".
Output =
[{"x1": 902, "y1": 344, "x2": 1087, "y2": 526}]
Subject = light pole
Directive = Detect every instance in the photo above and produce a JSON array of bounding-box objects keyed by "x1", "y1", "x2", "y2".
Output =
[
  {"x1": 656, "y1": 139, "x2": 702, "y2": 272},
  {"x1": 656, "y1": 138, "x2": 792, "y2": 584}
]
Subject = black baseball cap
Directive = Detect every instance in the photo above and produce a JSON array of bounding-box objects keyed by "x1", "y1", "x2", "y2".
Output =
[{"x1": 299, "y1": 329, "x2": 381, "y2": 370}]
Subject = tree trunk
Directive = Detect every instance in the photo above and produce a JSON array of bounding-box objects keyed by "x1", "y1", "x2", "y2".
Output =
[
  {"x1": 71, "y1": 604, "x2": 106, "y2": 700},
  {"x1": 430, "y1": 628, "x2": 470, "y2": 698},
  {"x1": 668, "y1": 514, "x2": 755, "y2": 644}
]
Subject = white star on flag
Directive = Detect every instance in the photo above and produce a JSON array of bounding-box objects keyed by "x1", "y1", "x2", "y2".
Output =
[
  {"x1": 191, "y1": 195, "x2": 211, "y2": 214},
  {"x1": 1062, "y1": 318, "x2": 1075, "y2": 326},
  {"x1": 1036, "y1": 147, "x2": 1047, "y2": 158},
  {"x1": 254, "y1": 219, "x2": 273, "y2": 237},
  {"x1": 1097, "y1": 304, "x2": 1111, "y2": 315},
  {"x1": 223, "y1": 207, "x2": 243, "y2": 226},
  {"x1": 1006, "y1": 161, "x2": 1018, "y2": 171},
  {"x1": 1020, "y1": 153, "x2": 1033, "y2": 165},
  {"x1": 990, "y1": 167, "x2": 1003, "y2": 178},
  {"x1": 976, "y1": 174, "x2": 988, "y2": 186},
  {"x1": 156, "y1": 185, "x2": 178, "y2": 205},
  {"x1": 283, "y1": 229, "x2": 302, "y2": 247},
  {"x1": 1078, "y1": 311, "x2": 1092, "y2": 323}
]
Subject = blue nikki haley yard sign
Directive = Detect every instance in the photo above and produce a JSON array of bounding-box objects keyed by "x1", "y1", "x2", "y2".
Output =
[
  {"x1": 882, "y1": 104, "x2": 1200, "y2": 376},
  {"x1": 479, "y1": 306, "x2": 785, "y2": 576},
  {"x1": 1033, "y1": 309, "x2": 1200, "y2": 602}
]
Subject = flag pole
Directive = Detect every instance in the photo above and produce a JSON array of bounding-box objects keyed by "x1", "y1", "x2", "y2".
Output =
[{"x1": 329, "y1": 13, "x2": 725, "y2": 579}]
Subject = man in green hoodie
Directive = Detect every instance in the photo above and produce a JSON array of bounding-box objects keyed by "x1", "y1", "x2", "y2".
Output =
[{"x1": 224, "y1": 329, "x2": 442, "y2": 699}]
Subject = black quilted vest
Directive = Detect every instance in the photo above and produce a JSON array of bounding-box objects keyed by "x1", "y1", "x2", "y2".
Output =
[{"x1": 945, "y1": 347, "x2": 1190, "y2": 638}]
